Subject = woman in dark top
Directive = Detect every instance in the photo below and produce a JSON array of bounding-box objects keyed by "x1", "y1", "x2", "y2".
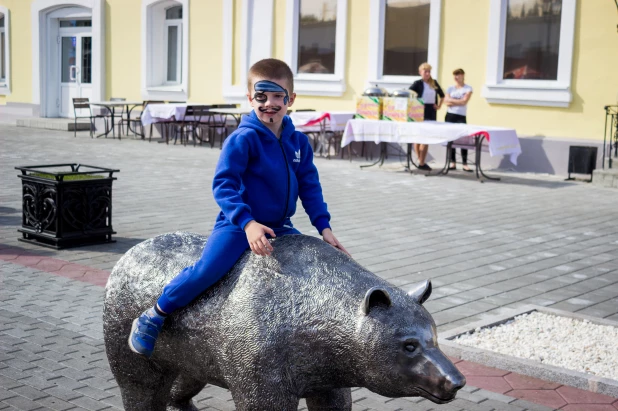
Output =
[{"x1": 409, "y1": 62, "x2": 445, "y2": 171}]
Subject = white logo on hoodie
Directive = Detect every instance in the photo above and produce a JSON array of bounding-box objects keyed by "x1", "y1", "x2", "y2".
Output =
[{"x1": 293, "y1": 149, "x2": 301, "y2": 162}]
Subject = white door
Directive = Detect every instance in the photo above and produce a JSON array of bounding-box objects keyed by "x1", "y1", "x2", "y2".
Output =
[{"x1": 59, "y1": 27, "x2": 92, "y2": 118}]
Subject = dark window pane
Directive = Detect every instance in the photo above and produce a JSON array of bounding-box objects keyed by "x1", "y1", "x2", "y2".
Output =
[
  {"x1": 503, "y1": 0, "x2": 562, "y2": 80},
  {"x1": 383, "y1": 0, "x2": 430, "y2": 76},
  {"x1": 167, "y1": 25, "x2": 178, "y2": 82},
  {"x1": 0, "y1": 16, "x2": 4, "y2": 28},
  {"x1": 1, "y1": 32, "x2": 5, "y2": 80},
  {"x1": 81, "y1": 36, "x2": 92, "y2": 84},
  {"x1": 61, "y1": 37, "x2": 76, "y2": 83},
  {"x1": 166, "y1": 6, "x2": 182, "y2": 20},
  {"x1": 297, "y1": 0, "x2": 337, "y2": 74},
  {"x1": 59, "y1": 19, "x2": 92, "y2": 27}
]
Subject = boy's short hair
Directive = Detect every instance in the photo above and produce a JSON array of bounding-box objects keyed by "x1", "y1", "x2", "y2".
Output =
[
  {"x1": 248, "y1": 59, "x2": 294, "y2": 93},
  {"x1": 452, "y1": 68, "x2": 465, "y2": 75}
]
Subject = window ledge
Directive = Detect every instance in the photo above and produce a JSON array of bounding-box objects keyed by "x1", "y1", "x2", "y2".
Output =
[
  {"x1": 367, "y1": 78, "x2": 416, "y2": 94},
  {"x1": 0, "y1": 84, "x2": 10, "y2": 95},
  {"x1": 482, "y1": 84, "x2": 572, "y2": 108},
  {"x1": 294, "y1": 77, "x2": 346, "y2": 97},
  {"x1": 142, "y1": 85, "x2": 187, "y2": 101},
  {"x1": 147, "y1": 85, "x2": 184, "y2": 92}
]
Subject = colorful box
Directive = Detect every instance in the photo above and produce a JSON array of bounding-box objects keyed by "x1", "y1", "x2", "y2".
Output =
[
  {"x1": 355, "y1": 96, "x2": 383, "y2": 120},
  {"x1": 382, "y1": 97, "x2": 425, "y2": 122}
]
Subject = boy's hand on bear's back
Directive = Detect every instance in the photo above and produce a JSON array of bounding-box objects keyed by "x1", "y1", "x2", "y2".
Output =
[
  {"x1": 321, "y1": 228, "x2": 350, "y2": 257},
  {"x1": 244, "y1": 220, "x2": 276, "y2": 256}
]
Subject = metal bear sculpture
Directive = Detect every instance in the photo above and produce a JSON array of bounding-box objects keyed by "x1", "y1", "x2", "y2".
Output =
[{"x1": 103, "y1": 232, "x2": 465, "y2": 411}]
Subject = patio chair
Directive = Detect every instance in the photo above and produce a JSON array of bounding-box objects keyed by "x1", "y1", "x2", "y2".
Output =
[
  {"x1": 107, "y1": 97, "x2": 126, "y2": 137},
  {"x1": 123, "y1": 100, "x2": 165, "y2": 141},
  {"x1": 295, "y1": 109, "x2": 320, "y2": 153},
  {"x1": 188, "y1": 105, "x2": 214, "y2": 147},
  {"x1": 72, "y1": 97, "x2": 108, "y2": 138},
  {"x1": 209, "y1": 104, "x2": 239, "y2": 149},
  {"x1": 170, "y1": 105, "x2": 212, "y2": 146}
]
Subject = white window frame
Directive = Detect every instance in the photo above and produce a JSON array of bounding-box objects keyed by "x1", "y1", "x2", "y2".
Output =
[
  {"x1": 0, "y1": 7, "x2": 11, "y2": 95},
  {"x1": 163, "y1": 14, "x2": 182, "y2": 85},
  {"x1": 284, "y1": 0, "x2": 348, "y2": 97},
  {"x1": 141, "y1": 0, "x2": 189, "y2": 101},
  {"x1": 222, "y1": 0, "x2": 274, "y2": 105},
  {"x1": 366, "y1": 0, "x2": 441, "y2": 92},
  {"x1": 482, "y1": 0, "x2": 576, "y2": 108}
]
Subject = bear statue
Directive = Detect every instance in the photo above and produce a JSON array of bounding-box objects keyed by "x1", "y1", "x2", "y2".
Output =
[{"x1": 103, "y1": 232, "x2": 465, "y2": 410}]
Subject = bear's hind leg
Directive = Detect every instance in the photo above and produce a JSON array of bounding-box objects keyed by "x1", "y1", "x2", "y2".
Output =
[
  {"x1": 167, "y1": 374, "x2": 206, "y2": 411},
  {"x1": 306, "y1": 388, "x2": 352, "y2": 411},
  {"x1": 115, "y1": 367, "x2": 178, "y2": 411}
]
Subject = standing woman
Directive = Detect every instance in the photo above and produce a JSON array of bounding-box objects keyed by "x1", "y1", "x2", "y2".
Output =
[
  {"x1": 445, "y1": 68, "x2": 473, "y2": 171},
  {"x1": 409, "y1": 62, "x2": 444, "y2": 171}
]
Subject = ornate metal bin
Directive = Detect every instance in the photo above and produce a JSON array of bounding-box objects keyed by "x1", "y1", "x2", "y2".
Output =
[{"x1": 15, "y1": 164, "x2": 119, "y2": 249}]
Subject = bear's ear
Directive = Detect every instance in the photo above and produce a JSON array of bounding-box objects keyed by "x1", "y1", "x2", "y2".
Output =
[
  {"x1": 361, "y1": 287, "x2": 392, "y2": 315},
  {"x1": 407, "y1": 280, "x2": 432, "y2": 305}
]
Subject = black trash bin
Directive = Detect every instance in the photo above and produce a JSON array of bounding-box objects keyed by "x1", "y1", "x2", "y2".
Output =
[
  {"x1": 15, "y1": 163, "x2": 119, "y2": 249},
  {"x1": 567, "y1": 146, "x2": 597, "y2": 182}
]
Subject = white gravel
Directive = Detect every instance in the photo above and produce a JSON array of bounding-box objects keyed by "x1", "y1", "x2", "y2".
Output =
[{"x1": 454, "y1": 311, "x2": 618, "y2": 381}]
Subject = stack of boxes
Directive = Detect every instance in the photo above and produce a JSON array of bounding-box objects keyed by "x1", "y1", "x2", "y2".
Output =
[
  {"x1": 382, "y1": 96, "x2": 424, "y2": 122},
  {"x1": 355, "y1": 90, "x2": 425, "y2": 122},
  {"x1": 355, "y1": 96, "x2": 383, "y2": 120}
]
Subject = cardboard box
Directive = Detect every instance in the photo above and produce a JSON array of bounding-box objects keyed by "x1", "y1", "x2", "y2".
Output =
[
  {"x1": 355, "y1": 96, "x2": 383, "y2": 120},
  {"x1": 382, "y1": 97, "x2": 425, "y2": 122}
]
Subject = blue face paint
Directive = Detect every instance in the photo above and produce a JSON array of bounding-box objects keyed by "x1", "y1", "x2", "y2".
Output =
[{"x1": 254, "y1": 80, "x2": 289, "y2": 105}]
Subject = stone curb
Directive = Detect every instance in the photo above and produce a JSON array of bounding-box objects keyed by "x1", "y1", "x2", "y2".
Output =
[{"x1": 438, "y1": 304, "x2": 618, "y2": 398}]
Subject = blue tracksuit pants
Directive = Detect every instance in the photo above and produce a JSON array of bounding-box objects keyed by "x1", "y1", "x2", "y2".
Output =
[{"x1": 156, "y1": 224, "x2": 300, "y2": 313}]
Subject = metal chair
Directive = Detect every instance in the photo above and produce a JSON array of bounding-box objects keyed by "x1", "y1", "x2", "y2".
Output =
[
  {"x1": 186, "y1": 105, "x2": 214, "y2": 146},
  {"x1": 106, "y1": 97, "x2": 126, "y2": 137},
  {"x1": 209, "y1": 104, "x2": 238, "y2": 149},
  {"x1": 125, "y1": 100, "x2": 165, "y2": 141},
  {"x1": 170, "y1": 105, "x2": 212, "y2": 146},
  {"x1": 72, "y1": 98, "x2": 108, "y2": 138},
  {"x1": 294, "y1": 109, "x2": 321, "y2": 153}
]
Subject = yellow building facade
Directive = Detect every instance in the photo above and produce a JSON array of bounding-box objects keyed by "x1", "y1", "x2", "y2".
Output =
[{"x1": 0, "y1": 0, "x2": 617, "y2": 173}]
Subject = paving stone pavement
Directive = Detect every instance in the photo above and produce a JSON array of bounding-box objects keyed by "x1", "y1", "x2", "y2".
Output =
[{"x1": 2, "y1": 125, "x2": 618, "y2": 410}]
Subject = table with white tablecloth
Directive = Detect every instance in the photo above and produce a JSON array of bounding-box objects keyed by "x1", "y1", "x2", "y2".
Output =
[{"x1": 342, "y1": 119, "x2": 522, "y2": 180}]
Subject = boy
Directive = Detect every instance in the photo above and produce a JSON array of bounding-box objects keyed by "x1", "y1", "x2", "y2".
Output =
[{"x1": 129, "y1": 58, "x2": 348, "y2": 358}]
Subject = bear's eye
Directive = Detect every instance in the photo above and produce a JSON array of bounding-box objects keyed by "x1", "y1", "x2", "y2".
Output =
[{"x1": 405, "y1": 344, "x2": 417, "y2": 353}]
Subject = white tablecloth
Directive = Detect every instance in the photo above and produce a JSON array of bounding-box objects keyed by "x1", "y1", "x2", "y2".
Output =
[
  {"x1": 290, "y1": 111, "x2": 355, "y2": 133},
  {"x1": 141, "y1": 104, "x2": 188, "y2": 125},
  {"x1": 341, "y1": 119, "x2": 522, "y2": 165},
  {"x1": 141, "y1": 103, "x2": 229, "y2": 127}
]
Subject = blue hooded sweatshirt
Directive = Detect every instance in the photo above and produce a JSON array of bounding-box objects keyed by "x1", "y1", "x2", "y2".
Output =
[{"x1": 212, "y1": 110, "x2": 331, "y2": 234}]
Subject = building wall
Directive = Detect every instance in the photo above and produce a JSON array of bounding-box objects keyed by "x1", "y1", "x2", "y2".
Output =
[
  {"x1": 438, "y1": 0, "x2": 618, "y2": 142},
  {"x1": 0, "y1": 0, "x2": 33, "y2": 106},
  {"x1": 0, "y1": 0, "x2": 616, "y2": 144}
]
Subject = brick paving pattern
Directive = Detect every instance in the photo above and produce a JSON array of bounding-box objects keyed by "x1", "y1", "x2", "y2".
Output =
[{"x1": 2, "y1": 125, "x2": 618, "y2": 410}]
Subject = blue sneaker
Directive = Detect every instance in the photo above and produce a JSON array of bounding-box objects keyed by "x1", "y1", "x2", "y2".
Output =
[{"x1": 128, "y1": 307, "x2": 165, "y2": 358}]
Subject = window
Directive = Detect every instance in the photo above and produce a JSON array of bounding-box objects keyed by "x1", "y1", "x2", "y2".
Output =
[
  {"x1": 503, "y1": 0, "x2": 562, "y2": 80},
  {"x1": 482, "y1": 0, "x2": 576, "y2": 107},
  {"x1": 141, "y1": 0, "x2": 189, "y2": 100},
  {"x1": 297, "y1": 0, "x2": 337, "y2": 74},
  {"x1": 382, "y1": 0, "x2": 430, "y2": 76},
  {"x1": 0, "y1": 7, "x2": 9, "y2": 95},
  {"x1": 0, "y1": 15, "x2": 5, "y2": 83},
  {"x1": 284, "y1": 0, "x2": 348, "y2": 96},
  {"x1": 367, "y1": 0, "x2": 441, "y2": 91},
  {"x1": 59, "y1": 19, "x2": 92, "y2": 27},
  {"x1": 164, "y1": 5, "x2": 182, "y2": 84}
]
